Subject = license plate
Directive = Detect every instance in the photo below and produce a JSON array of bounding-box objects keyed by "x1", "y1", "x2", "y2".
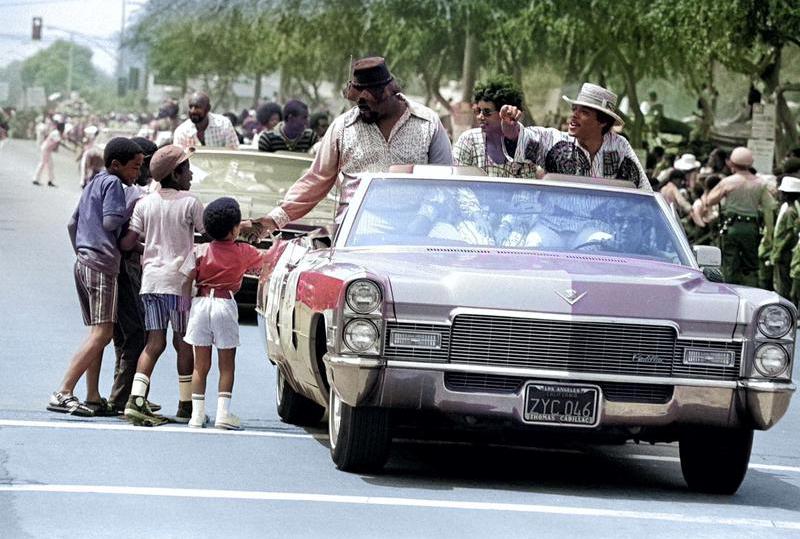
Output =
[{"x1": 522, "y1": 382, "x2": 600, "y2": 427}]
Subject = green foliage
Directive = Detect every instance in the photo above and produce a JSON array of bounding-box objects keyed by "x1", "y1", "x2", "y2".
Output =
[{"x1": 20, "y1": 39, "x2": 98, "y2": 96}]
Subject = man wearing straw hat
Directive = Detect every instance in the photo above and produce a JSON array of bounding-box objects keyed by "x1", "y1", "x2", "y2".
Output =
[
  {"x1": 499, "y1": 82, "x2": 650, "y2": 190},
  {"x1": 699, "y1": 147, "x2": 775, "y2": 286}
]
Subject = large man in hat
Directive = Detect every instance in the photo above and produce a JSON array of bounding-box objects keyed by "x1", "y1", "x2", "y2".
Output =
[
  {"x1": 253, "y1": 56, "x2": 452, "y2": 233},
  {"x1": 499, "y1": 83, "x2": 650, "y2": 190},
  {"x1": 698, "y1": 147, "x2": 775, "y2": 286}
]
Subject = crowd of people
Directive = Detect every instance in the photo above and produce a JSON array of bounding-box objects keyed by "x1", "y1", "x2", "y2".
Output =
[{"x1": 39, "y1": 55, "x2": 799, "y2": 427}]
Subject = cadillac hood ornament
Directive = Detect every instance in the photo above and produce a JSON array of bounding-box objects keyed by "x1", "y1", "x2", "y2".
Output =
[{"x1": 556, "y1": 288, "x2": 587, "y2": 305}]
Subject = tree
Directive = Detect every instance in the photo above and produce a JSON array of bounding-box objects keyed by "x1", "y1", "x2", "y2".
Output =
[{"x1": 20, "y1": 39, "x2": 98, "y2": 97}]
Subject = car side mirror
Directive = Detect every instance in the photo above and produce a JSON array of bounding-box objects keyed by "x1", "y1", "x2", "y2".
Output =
[{"x1": 694, "y1": 245, "x2": 725, "y2": 283}]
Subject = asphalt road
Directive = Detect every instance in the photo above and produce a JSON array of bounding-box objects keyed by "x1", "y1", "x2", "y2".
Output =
[{"x1": 0, "y1": 138, "x2": 799, "y2": 538}]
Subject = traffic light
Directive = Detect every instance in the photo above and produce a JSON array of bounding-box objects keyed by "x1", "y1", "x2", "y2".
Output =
[{"x1": 32, "y1": 17, "x2": 42, "y2": 41}]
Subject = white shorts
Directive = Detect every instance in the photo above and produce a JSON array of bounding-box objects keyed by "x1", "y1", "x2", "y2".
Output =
[{"x1": 184, "y1": 294, "x2": 240, "y2": 349}]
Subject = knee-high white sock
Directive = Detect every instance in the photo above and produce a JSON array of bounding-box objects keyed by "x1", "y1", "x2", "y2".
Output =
[
  {"x1": 191, "y1": 394, "x2": 205, "y2": 422},
  {"x1": 178, "y1": 375, "x2": 192, "y2": 402},
  {"x1": 217, "y1": 392, "x2": 231, "y2": 418},
  {"x1": 131, "y1": 374, "x2": 149, "y2": 398}
]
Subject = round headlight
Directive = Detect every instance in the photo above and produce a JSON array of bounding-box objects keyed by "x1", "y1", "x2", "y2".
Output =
[
  {"x1": 346, "y1": 280, "x2": 381, "y2": 314},
  {"x1": 754, "y1": 343, "x2": 789, "y2": 377},
  {"x1": 343, "y1": 319, "x2": 379, "y2": 352},
  {"x1": 757, "y1": 305, "x2": 793, "y2": 338}
]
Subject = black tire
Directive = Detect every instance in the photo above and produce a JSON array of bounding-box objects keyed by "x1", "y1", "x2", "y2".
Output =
[
  {"x1": 679, "y1": 427, "x2": 753, "y2": 494},
  {"x1": 328, "y1": 388, "x2": 390, "y2": 473},
  {"x1": 275, "y1": 368, "x2": 325, "y2": 426}
]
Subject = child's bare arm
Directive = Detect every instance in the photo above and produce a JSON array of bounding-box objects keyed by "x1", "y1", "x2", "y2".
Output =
[{"x1": 119, "y1": 229, "x2": 141, "y2": 252}]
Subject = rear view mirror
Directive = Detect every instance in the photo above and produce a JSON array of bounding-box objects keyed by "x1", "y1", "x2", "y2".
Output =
[
  {"x1": 694, "y1": 245, "x2": 725, "y2": 283},
  {"x1": 693, "y1": 245, "x2": 721, "y2": 267}
]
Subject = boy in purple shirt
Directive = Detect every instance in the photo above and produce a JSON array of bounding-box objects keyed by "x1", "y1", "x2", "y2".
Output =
[{"x1": 48, "y1": 138, "x2": 144, "y2": 416}]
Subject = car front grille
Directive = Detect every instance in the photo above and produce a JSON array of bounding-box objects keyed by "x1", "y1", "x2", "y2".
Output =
[
  {"x1": 447, "y1": 314, "x2": 741, "y2": 381},
  {"x1": 444, "y1": 372, "x2": 674, "y2": 404}
]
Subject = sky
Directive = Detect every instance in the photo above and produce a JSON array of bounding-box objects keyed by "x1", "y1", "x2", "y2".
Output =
[{"x1": 0, "y1": 0, "x2": 144, "y2": 74}]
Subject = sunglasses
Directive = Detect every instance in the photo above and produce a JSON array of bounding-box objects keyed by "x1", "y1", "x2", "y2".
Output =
[
  {"x1": 342, "y1": 81, "x2": 389, "y2": 101},
  {"x1": 473, "y1": 107, "x2": 497, "y2": 117}
]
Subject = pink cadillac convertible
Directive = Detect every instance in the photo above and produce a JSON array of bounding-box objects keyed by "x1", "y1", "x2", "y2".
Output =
[{"x1": 255, "y1": 166, "x2": 795, "y2": 494}]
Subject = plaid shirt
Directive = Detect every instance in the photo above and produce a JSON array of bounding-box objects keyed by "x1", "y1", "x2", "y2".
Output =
[
  {"x1": 173, "y1": 113, "x2": 239, "y2": 150},
  {"x1": 511, "y1": 126, "x2": 650, "y2": 191},
  {"x1": 453, "y1": 128, "x2": 538, "y2": 178}
]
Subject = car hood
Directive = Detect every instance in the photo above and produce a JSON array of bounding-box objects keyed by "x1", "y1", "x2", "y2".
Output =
[{"x1": 334, "y1": 248, "x2": 741, "y2": 338}]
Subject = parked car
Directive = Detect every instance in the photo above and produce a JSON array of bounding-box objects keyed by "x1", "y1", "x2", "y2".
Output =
[
  {"x1": 255, "y1": 166, "x2": 796, "y2": 494},
  {"x1": 188, "y1": 148, "x2": 334, "y2": 306}
]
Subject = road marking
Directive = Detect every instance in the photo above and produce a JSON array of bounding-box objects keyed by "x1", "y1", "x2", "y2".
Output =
[
  {"x1": 2, "y1": 419, "x2": 800, "y2": 475},
  {"x1": 0, "y1": 483, "x2": 798, "y2": 529},
  {"x1": 620, "y1": 453, "x2": 800, "y2": 474},
  {"x1": 0, "y1": 419, "x2": 324, "y2": 440}
]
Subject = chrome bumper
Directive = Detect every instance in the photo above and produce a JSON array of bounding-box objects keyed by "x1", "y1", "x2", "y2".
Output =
[{"x1": 324, "y1": 355, "x2": 795, "y2": 430}]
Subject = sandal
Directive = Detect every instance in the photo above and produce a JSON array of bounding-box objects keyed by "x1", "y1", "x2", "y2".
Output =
[
  {"x1": 47, "y1": 391, "x2": 94, "y2": 417},
  {"x1": 84, "y1": 397, "x2": 116, "y2": 417}
]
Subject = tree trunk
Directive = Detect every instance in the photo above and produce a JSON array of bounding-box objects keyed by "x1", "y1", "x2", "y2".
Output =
[
  {"x1": 776, "y1": 89, "x2": 798, "y2": 161},
  {"x1": 460, "y1": 28, "x2": 478, "y2": 103},
  {"x1": 615, "y1": 52, "x2": 643, "y2": 148},
  {"x1": 279, "y1": 66, "x2": 291, "y2": 103},
  {"x1": 253, "y1": 73, "x2": 262, "y2": 108}
]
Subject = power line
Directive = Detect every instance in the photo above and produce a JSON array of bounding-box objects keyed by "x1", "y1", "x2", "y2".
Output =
[{"x1": 0, "y1": 0, "x2": 85, "y2": 8}]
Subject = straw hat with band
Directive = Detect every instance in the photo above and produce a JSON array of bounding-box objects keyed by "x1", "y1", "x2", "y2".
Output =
[
  {"x1": 674, "y1": 153, "x2": 702, "y2": 171},
  {"x1": 779, "y1": 176, "x2": 800, "y2": 193},
  {"x1": 562, "y1": 83, "x2": 624, "y2": 127}
]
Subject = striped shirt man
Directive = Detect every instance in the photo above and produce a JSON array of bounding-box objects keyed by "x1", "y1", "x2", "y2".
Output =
[{"x1": 257, "y1": 123, "x2": 318, "y2": 153}]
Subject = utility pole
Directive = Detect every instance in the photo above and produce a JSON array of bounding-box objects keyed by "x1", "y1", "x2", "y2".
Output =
[
  {"x1": 66, "y1": 33, "x2": 74, "y2": 94},
  {"x1": 118, "y1": 0, "x2": 126, "y2": 80}
]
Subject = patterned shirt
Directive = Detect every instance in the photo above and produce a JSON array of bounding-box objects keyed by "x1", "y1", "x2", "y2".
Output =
[
  {"x1": 258, "y1": 123, "x2": 318, "y2": 153},
  {"x1": 268, "y1": 95, "x2": 453, "y2": 228},
  {"x1": 453, "y1": 127, "x2": 538, "y2": 178},
  {"x1": 511, "y1": 126, "x2": 650, "y2": 191},
  {"x1": 173, "y1": 112, "x2": 239, "y2": 150}
]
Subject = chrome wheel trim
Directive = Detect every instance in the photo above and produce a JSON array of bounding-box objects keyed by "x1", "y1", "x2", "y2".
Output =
[
  {"x1": 328, "y1": 389, "x2": 342, "y2": 451},
  {"x1": 276, "y1": 369, "x2": 284, "y2": 407}
]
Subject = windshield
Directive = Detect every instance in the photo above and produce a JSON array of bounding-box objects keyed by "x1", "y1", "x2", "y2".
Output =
[{"x1": 346, "y1": 178, "x2": 689, "y2": 265}]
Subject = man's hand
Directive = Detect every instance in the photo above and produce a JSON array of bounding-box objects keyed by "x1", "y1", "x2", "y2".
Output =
[
  {"x1": 500, "y1": 105, "x2": 523, "y2": 141},
  {"x1": 239, "y1": 216, "x2": 278, "y2": 243}
]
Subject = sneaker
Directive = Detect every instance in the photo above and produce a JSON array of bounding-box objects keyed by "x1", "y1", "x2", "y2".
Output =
[
  {"x1": 174, "y1": 400, "x2": 192, "y2": 424},
  {"x1": 124, "y1": 395, "x2": 168, "y2": 427},
  {"x1": 215, "y1": 412, "x2": 242, "y2": 430},
  {"x1": 47, "y1": 392, "x2": 94, "y2": 417},
  {"x1": 148, "y1": 400, "x2": 162, "y2": 412},
  {"x1": 32, "y1": 180, "x2": 42, "y2": 186},
  {"x1": 47, "y1": 181, "x2": 57, "y2": 187},
  {"x1": 188, "y1": 414, "x2": 209, "y2": 428}
]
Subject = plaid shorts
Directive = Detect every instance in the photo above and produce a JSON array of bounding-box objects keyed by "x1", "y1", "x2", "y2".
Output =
[
  {"x1": 74, "y1": 260, "x2": 118, "y2": 325},
  {"x1": 141, "y1": 294, "x2": 191, "y2": 333}
]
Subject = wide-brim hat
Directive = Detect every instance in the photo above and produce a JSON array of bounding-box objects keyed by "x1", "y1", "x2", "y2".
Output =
[
  {"x1": 674, "y1": 153, "x2": 702, "y2": 171},
  {"x1": 779, "y1": 176, "x2": 800, "y2": 193},
  {"x1": 562, "y1": 83, "x2": 624, "y2": 127},
  {"x1": 150, "y1": 144, "x2": 194, "y2": 182},
  {"x1": 350, "y1": 56, "x2": 393, "y2": 89}
]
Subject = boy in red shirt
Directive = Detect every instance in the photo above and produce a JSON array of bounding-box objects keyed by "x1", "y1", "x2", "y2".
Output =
[{"x1": 184, "y1": 197, "x2": 265, "y2": 429}]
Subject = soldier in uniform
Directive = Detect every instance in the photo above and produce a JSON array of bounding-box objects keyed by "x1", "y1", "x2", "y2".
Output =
[
  {"x1": 699, "y1": 147, "x2": 775, "y2": 286},
  {"x1": 770, "y1": 176, "x2": 800, "y2": 297}
]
